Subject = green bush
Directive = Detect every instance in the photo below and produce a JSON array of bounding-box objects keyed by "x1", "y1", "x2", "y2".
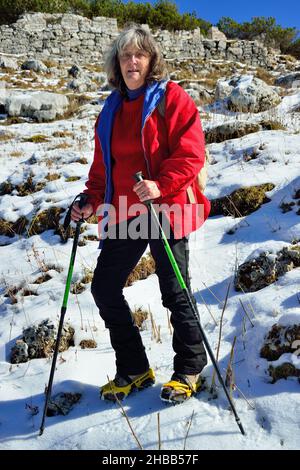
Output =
[
  {"x1": 217, "y1": 15, "x2": 299, "y2": 56},
  {"x1": 0, "y1": 0, "x2": 211, "y2": 33}
]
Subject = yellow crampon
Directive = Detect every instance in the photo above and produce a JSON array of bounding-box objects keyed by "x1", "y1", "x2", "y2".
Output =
[
  {"x1": 100, "y1": 368, "x2": 155, "y2": 402},
  {"x1": 160, "y1": 375, "x2": 203, "y2": 404}
]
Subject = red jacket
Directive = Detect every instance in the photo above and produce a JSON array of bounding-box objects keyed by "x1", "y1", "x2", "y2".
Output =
[{"x1": 84, "y1": 81, "x2": 210, "y2": 239}]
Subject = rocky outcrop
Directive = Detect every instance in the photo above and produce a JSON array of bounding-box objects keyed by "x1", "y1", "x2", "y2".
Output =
[
  {"x1": 0, "y1": 55, "x2": 18, "y2": 70},
  {"x1": 3, "y1": 91, "x2": 69, "y2": 121},
  {"x1": 21, "y1": 59, "x2": 48, "y2": 73},
  {"x1": 11, "y1": 318, "x2": 74, "y2": 363},
  {"x1": 275, "y1": 72, "x2": 300, "y2": 88},
  {"x1": 235, "y1": 245, "x2": 300, "y2": 292},
  {"x1": 207, "y1": 26, "x2": 227, "y2": 41},
  {"x1": 0, "y1": 13, "x2": 277, "y2": 67},
  {"x1": 216, "y1": 75, "x2": 281, "y2": 112}
]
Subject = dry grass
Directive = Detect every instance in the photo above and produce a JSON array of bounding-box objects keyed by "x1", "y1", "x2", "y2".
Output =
[
  {"x1": 260, "y1": 119, "x2": 286, "y2": 131},
  {"x1": 86, "y1": 214, "x2": 98, "y2": 224},
  {"x1": 71, "y1": 267, "x2": 94, "y2": 294},
  {"x1": 52, "y1": 130, "x2": 74, "y2": 138},
  {"x1": 2, "y1": 116, "x2": 25, "y2": 126},
  {"x1": 210, "y1": 183, "x2": 275, "y2": 217},
  {"x1": 205, "y1": 122, "x2": 261, "y2": 144},
  {"x1": 60, "y1": 94, "x2": 91, "y2": 120},
  {"x1": 23, "y1": 134, "x2": 49, "y2": 143},
  {"x1": 4, "y1": 285, "x2": 20, "y2": 304},
  {"x1": 269, "y1": 363, "x2": 300, "y2": 383},
  {"x1": 65, "y1": 176, "x2": 81, "y2": 182},
  {"x1": 9, "y1": 151, "x2": 23, "y2": 158},
  {"x1": 75, "y1": 157, "x2": 88, "y2": 165},
  {"x1": 33, "y1": 273, "x2": 52, "y2": 284},
  {"x1": 132, "y1": 307, "x2": 148, "y2": 330},
  {"x1": 28, "y1": 207, "x2": 65, "y2": 237},
  {"x1": 0, "y1": 131, "x2": 13, "y2": 142},
  {"x1": 0, "y1": 216, "x2": 28, "y2": 237},
  {"x1": 8, "y1": 79, "x2": 35, "y2": 89},
  {"x1": 81, "y1": 234, "x2": 98, "y2": 243},
  {"x1": 79, "y1": 339, "x2": 97, "y2": 349},
  {"x1": 43, "y1": 59, "x2": 59, "y2": 69},
  {"x1": 45, "y1": 173, "x2": 61, "y2": 181},
  {"x1": 0, "y1": 174, "x2": 46, "y2": 197},
  {"x1": 84, "y1": 64, "x2": 104, "y2": 73},
  {"x1": 81, "y1": 267, "x2": 94, "y2": 284},
  {"x1": 255, "y1": 67, "x2": 275, "y2": 85},
  {"x1": 49, "y1": 142, "x2": 72, "y2": 150},
  {"x1": 125, "y1": 254, "x2": 156, "y2": 287}
]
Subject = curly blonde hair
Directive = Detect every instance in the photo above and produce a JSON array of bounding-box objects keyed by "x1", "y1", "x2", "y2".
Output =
[{"x1": 104, "y1": 24, "x2": 169, "y2": 94}]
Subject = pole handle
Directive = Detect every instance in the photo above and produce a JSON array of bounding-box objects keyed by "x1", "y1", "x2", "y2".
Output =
[
  {"x1": 134, "y1": 171, "x2": 144, "y2": 183},
  {"x1": 133, "y1": 171, "x2": 154, "y2": 206}
]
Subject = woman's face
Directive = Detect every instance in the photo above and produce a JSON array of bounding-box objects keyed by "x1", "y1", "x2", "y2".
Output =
[{"x1": 119, "y1": 46, "x2": 151, "y2": 90}]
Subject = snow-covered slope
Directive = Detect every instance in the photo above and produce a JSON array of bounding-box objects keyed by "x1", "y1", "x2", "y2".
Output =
[{"x1": 0, "y1": 75, "x2": 300, "y2": 451}]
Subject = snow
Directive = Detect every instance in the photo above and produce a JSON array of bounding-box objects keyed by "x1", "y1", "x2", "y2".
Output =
[{"x1": 0, "y1": 77, "x2": 300, "y2": 451}]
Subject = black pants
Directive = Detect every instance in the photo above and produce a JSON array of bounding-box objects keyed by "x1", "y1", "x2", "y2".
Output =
[{"x1": 91, "y1": 217, "x2": 207, "y2": 377}]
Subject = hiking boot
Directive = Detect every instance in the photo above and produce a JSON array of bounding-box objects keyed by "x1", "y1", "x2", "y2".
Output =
[
  {"x1": 160, "y1": 373, "x2": 203, "y2": 404},
  {"x1": 100, "y1": 368, "x2": 155, "y2": 402}
]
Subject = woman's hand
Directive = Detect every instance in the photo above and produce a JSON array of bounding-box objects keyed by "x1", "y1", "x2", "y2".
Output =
[
  {"x1": 71, "y1": 202, "x2": 94, "y2": 222},
  {"x1": 133, "y1": 180, "x2": 161, "y2": 202}
]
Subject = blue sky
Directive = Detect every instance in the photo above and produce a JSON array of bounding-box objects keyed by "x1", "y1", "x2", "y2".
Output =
[{"x1": 124, "y1": 1, "x2": 300, "y2": 31}]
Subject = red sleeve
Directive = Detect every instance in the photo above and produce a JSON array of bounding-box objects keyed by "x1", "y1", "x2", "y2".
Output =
[
  {"x1": 83, "y1": 117, "x2": 106, "y2": 214},
  {"x1": 155, "y1": 82, "x2": 205, "y2": 198}
]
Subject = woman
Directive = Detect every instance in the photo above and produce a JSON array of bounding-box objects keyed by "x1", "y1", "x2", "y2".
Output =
[{"x1": 71, "y1": 25, "x2": 210, "y2": 404}]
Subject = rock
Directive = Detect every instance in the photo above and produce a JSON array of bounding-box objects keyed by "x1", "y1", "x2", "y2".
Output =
[
  {"x1": 275, "y1": 72, "x2": 300, "y2": 89},
  {"x1": 47, "y1": 392, "x2": 81, "y2": 416},
  {"x1": 11, "y1": 340, "x2": 29, "y2": 364},
  {"x1": 207, "y1": 26, "x2": 227, "y2": 41},
  {"x1": 261, "y1": 323, "x2": 300, "y2": 361},
  {"x1": 261, "y1": 323, "x2": 300, "y2": 383},
  {"x1": 216, "y1": 75, "x2": 281, "y2": 112},
  {"x1": 0, "y1": 56, "x2": 18, "y2": 70},
  {"x1": 235, "y1": 245, "x2": 300, "y2": 292},
  {"x1": 100, "y1": 82, "x2": 112, "y2": 92},
  {"x1": 4, "y1": 91, "x2": 69, "y2": 122},
  {"x1": 269, "y1": 363, "x2": 300, "y2": 383},
  {"x1": 10, "y1": 318, "x2": 75, "y2": 363},
  {"x1": 21, "y1": 59, "x2": 48, "y2": 73},
  {"x1": 184, "y1": 88, "x2": 200, "y2": 103},
  {"x1": 67, "y1": 78, "x2": 97, "y2": 93},
  {"x1": 90, "y1": 72, "x2": 107, "y2": 85},
  {"x1": 179, "y1": 80, "x2": 214, "y2": 103},
  {"x1": 68, "y1": 64, "x2": 82, "y2": 78}
]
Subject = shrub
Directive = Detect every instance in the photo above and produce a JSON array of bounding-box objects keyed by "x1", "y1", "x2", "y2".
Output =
[{"x1": 210, "y1": 183, "x2": 275, "y2": 217}]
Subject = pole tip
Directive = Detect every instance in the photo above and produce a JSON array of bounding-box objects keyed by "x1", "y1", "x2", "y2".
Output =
[{"x1": 238, "y1": 421, "x2": 246, "y2": 436}]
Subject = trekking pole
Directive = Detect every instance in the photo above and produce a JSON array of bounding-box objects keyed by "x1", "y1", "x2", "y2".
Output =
[
  {"x1": 39, "y1": 194, "x2": 88, "y2": 436},
  {"x1": 134, "y1": 172, "x2": 245, "y2": 436}
]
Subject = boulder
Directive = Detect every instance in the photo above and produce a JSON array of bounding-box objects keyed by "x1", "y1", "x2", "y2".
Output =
[
  {"x1": 0, "y1": 55, "x2": 18, "y2": 70},
  {"x1": 275, "y1": 72, "x2": 300, "y2": 89},
  {"x1": 11, "y1": 318, "x2": 75, "y2": 363},
  {"x1": 207, "y1": 26, "x2": 227, "y2": 41},
  {"x1": 68, "y1": 64, "x2": 82, "y2": 78},
  {"x1": 4, "y1": 91, "x2": 69, "y2": 122},
  {"x1": 235, "y1": 245, "x2": 300, "y2": 292},
  {"x1": 21, "y1": 59, "x2": 48, "y2": 73},
  {"x1": 216, "y1": 75, "x2": 281, "y2": 112},
  {"x1": 67, "y1": 78, "x2": 98, "y2": 93}
]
